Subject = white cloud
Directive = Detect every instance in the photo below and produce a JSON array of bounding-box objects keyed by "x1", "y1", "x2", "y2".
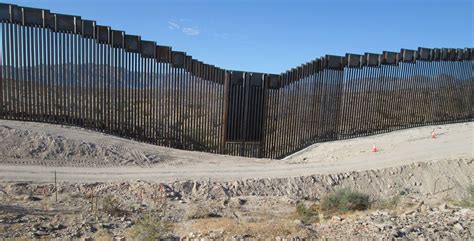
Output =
[
  {"x1": 182, "y1": 27, "x2": 200, "y2": 36},
  {"x1": 168, "y1": 21, "x2": 180, "y2": 30},
  {"x1": 168, "y1": 20, "x2": 200, "y2": 37}
]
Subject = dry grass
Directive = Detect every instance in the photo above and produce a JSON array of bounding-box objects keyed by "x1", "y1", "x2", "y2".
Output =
[
  {"x1": 190, "y1": 217, "x2": 308, "y2": 238},
  {"x1": 93, "y1": 228, "x2": 114, "y2": 241},
  {"x1": 128, "y1": 213, "x2": 174, "y2": 241},
  {"x1": 295, "y1": 202, "x2": 319, "y2": 225},
  {"x1": 185, "y1": 201, "x2": 313, "y2": 239}
]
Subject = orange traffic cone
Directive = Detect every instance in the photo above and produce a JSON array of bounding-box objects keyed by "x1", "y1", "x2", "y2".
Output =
[
  {"x1": 372, "y1": 144, "x2": 378, "y2": 152},
  {"x1": 431, "y1": 130, "x2": 436, "y2": 139}
]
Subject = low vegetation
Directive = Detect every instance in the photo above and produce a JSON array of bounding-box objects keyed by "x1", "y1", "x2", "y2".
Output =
[
  {"x1": 320, "y1": 188, "x2": 370, "y2": 214},
  {"x1": 129, "y1": 213, "x2": 174, "y2": 241},
  {"x1": 295, "y1": 203, "x2": 319, "y2": 225},
  {"x1": 372, "y1": 195, "x2": 400, "y2": 210},
  {"x1": 101, "y1": 195, "x2": 128, "y2": 217},
  {"x1": 186, "y1": 203, "x2": 222, "y2": 220},
  {"x1": 190, "y1": 215, "x2": 309, "y2": 238},
  {"x1": 456, "y1": 185, "x2": 474, "y2": 208},
  {"x1": 92, "y1": 229, "x2": 114, "y2": 241}
]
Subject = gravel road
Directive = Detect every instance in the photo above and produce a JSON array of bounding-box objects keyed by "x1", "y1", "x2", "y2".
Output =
[{"x1": 0, "y1": 120, "x2": 472, "y2": 183}]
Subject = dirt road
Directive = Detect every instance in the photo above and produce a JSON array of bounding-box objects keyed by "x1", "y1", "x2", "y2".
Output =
[{"x1": 0, "y1": 120, "x2": 472, "y2": 183}]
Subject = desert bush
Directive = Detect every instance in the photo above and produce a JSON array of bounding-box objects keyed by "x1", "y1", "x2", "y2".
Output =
[
  {"x1": 320, "y1": 188, "x2": 370, "y2": 214},
  {"x1": 102, "y1": 195, "x2": 128, "y2": 217},
  {"x1": 372, "y1": 195, "x2": 400, "y2": 210},
  {"x1": 129, "y1": 214, "x2": 173, "y2": 241},
  {"x1": 295, "y1": 203, "x2": 319, "y2": 225}
]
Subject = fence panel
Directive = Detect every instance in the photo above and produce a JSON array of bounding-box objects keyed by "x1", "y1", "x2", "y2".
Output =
[{"x1": 0, "y1": 3, "x2": 472, "y2": 160}]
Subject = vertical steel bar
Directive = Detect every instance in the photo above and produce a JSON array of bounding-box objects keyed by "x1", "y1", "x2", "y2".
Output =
[
  {"x1": 0, "y1": 22, "x2": 4, "y2": 120},
  {"x1": 4, "y1": 23, "x2": 10, "y2": 119},
  {"x1": 13, "y1": 23, "x2": 19, "y2": 120}
]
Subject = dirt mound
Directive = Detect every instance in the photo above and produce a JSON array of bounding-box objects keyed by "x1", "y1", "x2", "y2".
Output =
[{"x1": 0, "y1": 123, "x2": 164, "y2": 167}]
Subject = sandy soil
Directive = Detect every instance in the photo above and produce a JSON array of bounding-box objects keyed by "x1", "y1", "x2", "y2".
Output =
[
  {"x1": 0, "y1": 120, "x2": 472, "y2": 182},
  {"x1": 0, "y1": 120, "x2": 473, "y2": 240}
]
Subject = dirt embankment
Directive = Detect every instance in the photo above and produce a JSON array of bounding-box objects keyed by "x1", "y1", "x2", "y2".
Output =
[
  {"x1": 0, "y1": 158, "x2": 472, "y2": 239},
  {"x1": 0, "y1": 120, "x2": 472, "y2": 182},
  {"x1": 0, "y1": 120, "x2": 472, "y2": 239}
]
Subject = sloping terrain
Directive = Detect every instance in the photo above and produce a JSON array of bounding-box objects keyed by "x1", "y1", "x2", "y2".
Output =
[
  {"x1": 0, "y1": 120, "x2": 472, "y2": 239},
  {"x1": 0, "y1": 120, "x2": 472, "y2": 182}
]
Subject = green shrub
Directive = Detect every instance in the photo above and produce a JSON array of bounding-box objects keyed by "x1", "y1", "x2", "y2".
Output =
[
  {"x1": 320, "y1": 188, "x2": 370, "y2": 214},
  {"x1": 295, "y1": 203, "x2": 319, "y2": 225},
  {"x1": 129, "y1": 214, "x2": 173, "y2": 241}
]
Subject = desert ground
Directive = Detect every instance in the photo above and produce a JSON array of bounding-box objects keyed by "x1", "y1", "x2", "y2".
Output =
[{"x1": 0, "y1": 120, "x2": 473, "y2": 240}]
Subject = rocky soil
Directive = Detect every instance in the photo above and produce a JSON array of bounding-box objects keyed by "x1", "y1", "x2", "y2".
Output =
[
  {"x1": 0, "y1": 120, "x2": 472, "y2": 239},
  {"x1": 1, "y1": 158, "x2": 472, "y2": 239}
]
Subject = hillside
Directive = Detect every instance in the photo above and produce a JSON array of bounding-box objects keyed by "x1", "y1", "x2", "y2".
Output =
[{"x1": 0, "y1": 120, "x2": 472, "y2": 239}]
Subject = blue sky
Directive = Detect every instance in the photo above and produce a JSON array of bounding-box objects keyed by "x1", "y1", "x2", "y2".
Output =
[{"x1": 6, "y1": 0, "x2": 473, "y2": 74}]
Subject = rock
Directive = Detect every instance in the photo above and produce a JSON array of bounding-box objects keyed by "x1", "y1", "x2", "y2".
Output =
[
  {"x1": 438, "y1": 203, "x2": 453, "y2": 212},
  {"x1": 89, "y1": 225, "x2": 98, "y2": 233},
  {"x1": 401, "y1": 226, "x2": 413, "y2": 234},
  {"x1": 124, "y1": 221, "x2": 133, "y2": 228},
  {"x1": 293, "y1": 219, "x2": 303, "y2": 226},
  {"x1": 55, "y1": 224, "x2": 66, "y2": 230},
  {"x1": 453, "y1": 223, "x2": 464, "y2": 231},
  {"x1": 332, "y1": 216, "x2": 343, "y2": 222},
  {"x1": 446, "y1": 218, "x2": 458, "y2": 226},
  {"x1": 390, "y1": 229, "x2": 402, "y2": 238},
  {"x1": 24, "y1": 195, "x2": 42, "y2": 201},
  {"x1": 457, "y1": 208, "x2": 471, "y2": 216},
  {"x1": 238, "y1": 198, "x2": 247, "y2": 205},
  {"x1": 34, "y1": 230, "x2": 48, "y2": 236},
  {"x1": 403, "y1": 210, "x2": 415, "y2": 216},
  {"x1": 101, "y1": 223, "x2": 113, "y2": 229},
  {"x1": 415, "y1": 201, "x2": 424, "y2": 207}
]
